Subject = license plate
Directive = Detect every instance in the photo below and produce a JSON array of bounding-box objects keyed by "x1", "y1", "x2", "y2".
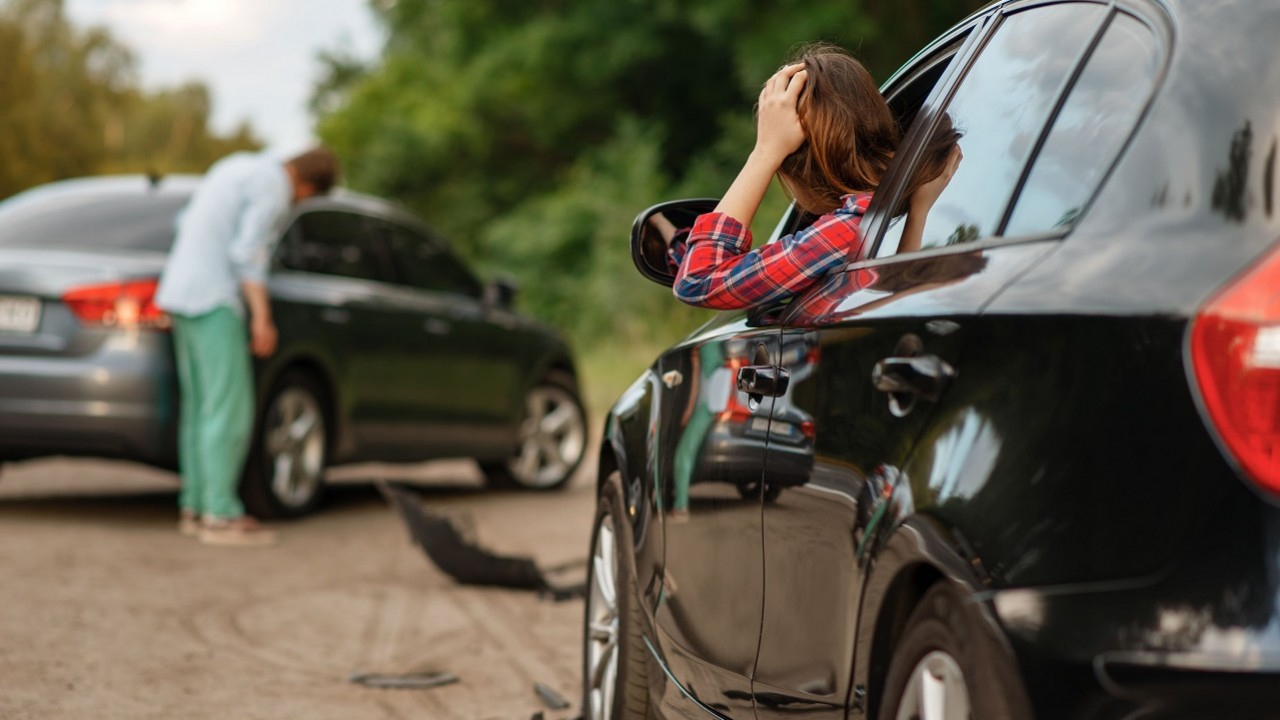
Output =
[{"x1": 0, "y1": 296, "x2": 41, "y2": 333}]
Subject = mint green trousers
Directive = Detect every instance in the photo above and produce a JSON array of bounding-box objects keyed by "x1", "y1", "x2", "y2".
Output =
[{"x1": 171, "y1": 307, "x2": 253, "y2": 519}]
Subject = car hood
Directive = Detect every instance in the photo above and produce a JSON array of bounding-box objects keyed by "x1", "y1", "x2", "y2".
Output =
[{"x1": 0, "y1": 248, "x2": 167, "y2": 298}]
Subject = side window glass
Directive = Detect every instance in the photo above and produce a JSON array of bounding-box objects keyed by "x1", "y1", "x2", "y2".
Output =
[
  {"x1": 1003, "y1": 13, "x2": 1159, "y2": 236},
  {"x1": 285, "y1": 211, "x2": 394, "y2": 282},
  {"x1": 384, "y1": 222, "x2": 482, "y2": 298},
  {"x1": 878, "y1": 4, "x2": 1106, "y2": 256}
]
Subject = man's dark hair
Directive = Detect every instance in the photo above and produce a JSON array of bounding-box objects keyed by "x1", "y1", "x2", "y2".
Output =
[{"x1": 287, "y1": 147, "x2": 339, "y2": 195}]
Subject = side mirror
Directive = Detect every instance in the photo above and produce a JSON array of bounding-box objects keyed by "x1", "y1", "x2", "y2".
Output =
[
  {"x1": 484, "y1": 275, "x2": 519, "y2": 309},
  {"x1": 631, "y1": 198, "x2": 719, "y2": 287}
]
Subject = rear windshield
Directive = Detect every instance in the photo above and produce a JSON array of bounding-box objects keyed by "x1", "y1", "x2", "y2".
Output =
[{"x1": 0, "y1": 192, "x2": 189, "y2": 252}]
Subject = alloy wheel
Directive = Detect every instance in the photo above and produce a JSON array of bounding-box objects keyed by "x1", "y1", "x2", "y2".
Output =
[
  {"x1": 586, "y1": 517, "x2": 620, "y2": 719},
  {"x1": 510, "y1": 384, "x2": 586, "y2": 488},
  {"x1": 263, "y1": 386, "x2": 326, "y2": 509},
  {"x1": 894, "y1": 650, "x2": 971, "y2": 720}
]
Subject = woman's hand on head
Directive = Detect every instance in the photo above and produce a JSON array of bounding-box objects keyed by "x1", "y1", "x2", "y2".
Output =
[
  {"x1": 754, "y1": 63, "x2": 809, "y2": 165},
  {"x1": 912, "y1": 144, "x2": 963, "y2": 211}
]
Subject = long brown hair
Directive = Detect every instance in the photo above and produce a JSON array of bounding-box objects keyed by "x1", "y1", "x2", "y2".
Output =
[{"x1": 778, "y1": 44, "x2": 899, "y2": 215}]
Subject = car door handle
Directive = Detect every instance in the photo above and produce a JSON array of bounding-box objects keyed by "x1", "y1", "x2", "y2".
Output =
[
  {"x1": 424, "y1": 318, "x2": 451, "y2": 336},
  {"x1": 319, "y1": 307, "x2": 350, "y2": 324},
  {"x1": 737, "y1": 365, "x2": 789, "y2": 399},
  {"x1": 871, "y1": 355, "x2": 956, "y2": 403}
]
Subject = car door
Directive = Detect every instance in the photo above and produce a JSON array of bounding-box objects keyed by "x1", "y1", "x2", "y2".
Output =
[
  {"x1": 748, "y1": 3, "x2": 1145, "y2": 716},
  {"x1": 271, "y1": 207, "x2": 424, "y2": 455},
  {"x1": 378, "y1": 218, "x2": 527, "y2": 456},
  {"x1": 649, "y1": 310, "x2": 779, "y2": 718}
]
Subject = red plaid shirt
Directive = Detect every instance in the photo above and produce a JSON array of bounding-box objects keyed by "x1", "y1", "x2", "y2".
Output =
[{"x1": 673, "y1": 193, "x2": 873, "y2": 309}]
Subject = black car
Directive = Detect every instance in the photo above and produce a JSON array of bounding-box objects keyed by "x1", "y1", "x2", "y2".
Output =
[
  {"x1": 0, "y1": 176, "x2": 587, "y2": 517},
  {"x1": 585, "y1": 1, "x2": 1280, "y2": 718}
]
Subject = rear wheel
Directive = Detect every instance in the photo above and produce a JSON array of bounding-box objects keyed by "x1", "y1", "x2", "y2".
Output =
[
  {"x1": 241, "y1": 370, "x2": 329, "y2": 518},
  {"x1": 877, "y1": 582, "x2": 1032, "y2": 720},
  {"x1": 482, "y1": 370, "x2": 586, "y2": 490},
  {"x1": 583, "y1": 472, "x2": 650, "y2": 719}
]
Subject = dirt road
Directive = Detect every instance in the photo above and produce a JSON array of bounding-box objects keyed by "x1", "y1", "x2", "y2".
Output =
[{"x1": 0, "y1": 458, "x2": 597, "y2": 720}]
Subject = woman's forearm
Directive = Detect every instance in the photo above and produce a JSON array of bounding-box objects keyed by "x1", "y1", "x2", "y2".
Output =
[{"x1": 713, "y1": 149, "x2": 785, "y2": 232}]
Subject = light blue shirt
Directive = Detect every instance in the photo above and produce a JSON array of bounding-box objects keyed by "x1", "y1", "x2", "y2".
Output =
[{"x1": 156, "y1": 152, "x2": 292, "y2": 317}]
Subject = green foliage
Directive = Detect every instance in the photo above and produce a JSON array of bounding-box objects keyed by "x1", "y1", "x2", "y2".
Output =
[{"x1": 0, "y1": 0, "x2": 261, "y2": 199}]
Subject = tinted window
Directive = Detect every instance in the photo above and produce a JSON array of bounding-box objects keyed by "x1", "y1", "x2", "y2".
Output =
[
  {"x1": 0, "y1": 193, "x2": 187, "y2": 251},
  {"x1": 281, "y1": 211, "x2": 395, "y2": 282},
  {"x1": 878, "y1": 4, "x2": 1105, "y2": 256},
  {"x1": 1004, "y1": 13, "x2": 1159, "y2": 236},
  {"x1": 383, "y1": 221, "x2": 482, "y2": 297}
]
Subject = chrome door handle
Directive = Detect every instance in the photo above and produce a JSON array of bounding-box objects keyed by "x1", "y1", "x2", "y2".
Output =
[
  {"x1": 737, "y1": 365, "x2": 789, "y2": 399},
  {"x1": 871, "y1": 354, "x2": 956, "y2": 417}
]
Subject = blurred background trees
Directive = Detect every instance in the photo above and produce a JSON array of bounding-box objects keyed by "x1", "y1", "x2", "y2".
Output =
[{"x1": 0, "y1": 0, "x2": 260, "y2": 200}]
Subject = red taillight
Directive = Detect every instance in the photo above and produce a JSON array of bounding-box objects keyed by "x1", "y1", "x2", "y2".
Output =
[
  {"x1": 62, "y1": 279, "x2": 169, "y2": 329},
  {"x1": 1190, "y1": 242, "x2": 1280, "y2": 493}
]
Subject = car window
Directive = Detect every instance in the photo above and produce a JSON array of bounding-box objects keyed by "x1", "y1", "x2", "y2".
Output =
[
  {"x1": 281, "y1": 210, "x2": 396, "y2": 283},
  {"x1": 382, "y1": 221, "x2": 483, "y2": 298},
  {"x1": 876, "y1": 3, "x2": 1107, "y2": 257},
  {"x1": 1003, "y1": 12, "x2": 1160, "y2": 236}
]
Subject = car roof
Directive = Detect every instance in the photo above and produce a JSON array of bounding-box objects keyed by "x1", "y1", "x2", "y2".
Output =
[{"x1": 1, "y1": 173, "x2": 424, "y2": 228}]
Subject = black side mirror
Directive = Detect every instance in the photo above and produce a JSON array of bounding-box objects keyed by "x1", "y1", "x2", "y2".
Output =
[
  {"x1": 631, "y1": 198, "x2": 719, "y2": 287},
  {"x1": 484, "y1": 275, "x2": 519, "y2": 309}
]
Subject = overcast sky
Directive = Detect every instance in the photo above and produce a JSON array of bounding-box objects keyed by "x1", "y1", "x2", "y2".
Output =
[{"x1": 65, "y1": 0, "x2": 385, "y2": 157}]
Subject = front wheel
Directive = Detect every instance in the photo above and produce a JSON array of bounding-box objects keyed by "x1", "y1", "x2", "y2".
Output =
[
  {"x1": 878, "y1": 583, "x2": 1032, "y2": 720},
  {"x1": 241, "y1": 370, "x2": 329, "y2": 518},
  {"x1": 482, "y1": 370, "x2": 586, "y2": 490},
  {"x1": 583, "y1": 472, "x2": 650, "y2": 719}
]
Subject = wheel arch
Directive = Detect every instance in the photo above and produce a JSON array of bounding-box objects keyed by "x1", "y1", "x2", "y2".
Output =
[{"x1": 859, "y1": 515, "x2": 991, "y2": 718}]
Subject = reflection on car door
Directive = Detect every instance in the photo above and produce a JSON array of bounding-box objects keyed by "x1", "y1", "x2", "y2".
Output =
[{"x1": 650, "y1": 312, "x2": 777, "y2": 717}]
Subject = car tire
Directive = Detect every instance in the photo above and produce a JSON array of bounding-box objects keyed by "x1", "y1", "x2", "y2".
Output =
[
  {"x1": 877, "y1": 582, "x2": 1032, "y2": 720},
  {"x1": 583, "y1": 471, "x2": 650, "y2": 720},
  {"x1": 241, "y1": 369, "x2": 329, "y2": 519},
  {"x1": 481, "y1": 370, "x2": 586, "y2": 490}
]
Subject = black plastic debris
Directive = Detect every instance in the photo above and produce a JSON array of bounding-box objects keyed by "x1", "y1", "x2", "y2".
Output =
[
  {"x1": 534, "y1": 682, "x2": 570, "y2": 710},
  {"x1": 347, "y1": 671, "x2": 458, "y2": 690},
  {"x1": 378, "y1": 481, "x2": 586, "y2": 599}
]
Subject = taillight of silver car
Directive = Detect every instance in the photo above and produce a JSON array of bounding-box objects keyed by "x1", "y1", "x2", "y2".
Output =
[
  {"x1": 61, "y1": 279, "x2": 170, "y2": 330},
  {"x1": 1190, "y1": 242, "x2": 1280, "y2": 493}
]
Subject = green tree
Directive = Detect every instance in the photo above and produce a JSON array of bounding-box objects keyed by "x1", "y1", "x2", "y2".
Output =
[{"x1": 0, "y1": 0, "x2": 262, "y2": 199}]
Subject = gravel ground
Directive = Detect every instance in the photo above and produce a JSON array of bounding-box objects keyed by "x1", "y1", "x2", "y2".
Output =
[{"x1": 0, "y1": 457, "x2": 597, "y2": 720}]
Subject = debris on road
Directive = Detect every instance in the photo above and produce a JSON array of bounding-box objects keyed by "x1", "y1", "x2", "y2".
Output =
[
  {"x1": 379, "y1": 481, "x2": 586, "y2": 599},
  {"x1": 347, "y1": 671, "x2": 459, "y2": 690},
  {"x1": 533, "y1": 682, "x2": 570, "y2": 710}
]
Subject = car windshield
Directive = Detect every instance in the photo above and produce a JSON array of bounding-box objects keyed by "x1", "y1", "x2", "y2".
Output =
[{"x1": 0, "y1": 191, "x2": 189, "y2": 252}]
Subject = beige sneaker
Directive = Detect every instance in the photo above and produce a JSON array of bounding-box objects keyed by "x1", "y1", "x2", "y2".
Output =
[
  {"x1": 178, "y1": 510, "x2": 200, "y2": 537},
  {"x1": 198, "y1": 516, "x2": 277, "y2": 547}
]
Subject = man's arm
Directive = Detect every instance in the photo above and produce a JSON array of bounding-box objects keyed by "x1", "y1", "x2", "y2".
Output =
[
  {"x1": 241, "y1": 280, "x2": 277, "y2": 358},
  {"x1": 229, "y1": 170, "x2": 290, "y2": 358}
]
